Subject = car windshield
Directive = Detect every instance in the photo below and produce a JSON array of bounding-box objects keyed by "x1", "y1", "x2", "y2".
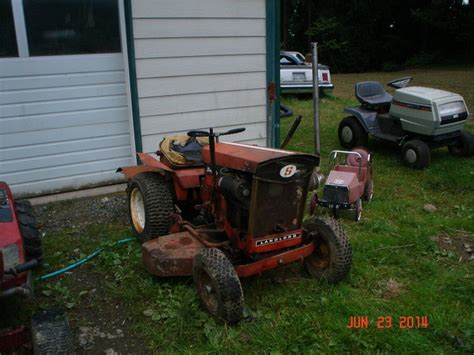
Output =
[{"x1": 295, "y1": 53, "x2": 305, "y2": 63}]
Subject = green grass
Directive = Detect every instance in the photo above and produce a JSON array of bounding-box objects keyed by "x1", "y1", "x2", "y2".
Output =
[{"x1": 3, "y1": 67, "x2": 474, "y2": 353}]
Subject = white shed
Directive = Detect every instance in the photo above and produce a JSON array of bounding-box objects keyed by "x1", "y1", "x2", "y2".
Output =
[{"x1": 0, "y1": 0, "x2": 281, "y2": 197}]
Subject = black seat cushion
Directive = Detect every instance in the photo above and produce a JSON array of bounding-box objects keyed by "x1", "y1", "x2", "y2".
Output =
[
  {"x1": 171, "y1": 137, "x2": 203, "y2": 163},
  {"x1": 355, "y1": 81, "x2": 393, "y2": 109}
]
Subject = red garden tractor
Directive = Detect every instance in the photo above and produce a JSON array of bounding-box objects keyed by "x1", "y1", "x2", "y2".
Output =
[
  {"x1": 316, "y1": 148, "x2": 374, "y2": 221},
  {"x1": 118, "y1": 128, "x2": 352, "y2": 324},
  {"x1": 0, "y1": 182, "x2": 72, "y2": 354}
]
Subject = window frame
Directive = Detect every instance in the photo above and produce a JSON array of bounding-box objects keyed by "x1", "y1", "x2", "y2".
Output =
[
  {"x1": 3, "y1": 0, "x2": 122, "y2": 60},
  {"x1": 11, "y1": 0, "x2": 29, "y2": 57}
]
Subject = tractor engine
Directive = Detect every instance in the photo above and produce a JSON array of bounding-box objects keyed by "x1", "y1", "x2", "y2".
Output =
[{"x1": 217, "y1": 170, "x2": 251, "y2": 230}]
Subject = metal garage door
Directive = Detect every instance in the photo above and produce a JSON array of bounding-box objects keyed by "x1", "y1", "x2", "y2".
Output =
[{"x1": 0, "y1": 0, "x2": 134, "y2": 197}]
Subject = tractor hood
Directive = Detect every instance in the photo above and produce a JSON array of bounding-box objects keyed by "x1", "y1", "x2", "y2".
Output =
[
  {"x1": 201, "y1": 142, "x2": 319, "y2": 173},
  {"x1": 394, "y1": 86, "x2": 460, "y2": 106}
]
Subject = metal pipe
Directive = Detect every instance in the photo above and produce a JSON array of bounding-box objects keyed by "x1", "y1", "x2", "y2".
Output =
[
  {"x1": 281, "y1": 115, "x2": 302, "y2": 149},
  {"x1": 180, "y1": 223, "x2": 230, "y2": 248},
  {"x1": 0, "y1": 285, "x2": 31, "y2": 299},
  {"x1": 311, "y1": 42, "x2": 320, "y2": 156}
]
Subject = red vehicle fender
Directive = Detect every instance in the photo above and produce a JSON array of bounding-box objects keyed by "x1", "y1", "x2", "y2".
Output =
[{"x1": 117, "y1": 153, "x2": 204, "y2": 200}]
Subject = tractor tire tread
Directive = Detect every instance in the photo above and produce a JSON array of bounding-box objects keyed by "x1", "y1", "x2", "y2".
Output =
[
  {"x1": 303, "y1": 217, "x2": 352, "y2": 284},
  {"x1": 15, "y1": 200, "x2": 42, "y2": 262},
  {"x1": 31, "y1": 308, "x2": 73, "y2": 355},
  {"x1": 402, "y1": 139, "x2": 430, "y2": 169},
  {"x1": 338, "y1": 116, "x2": 368, "y2": 149},
  {"x1": 193, "y1": 248, "x2": 244, "y2": 325},
  {"x1": 128, "y1": 172, "x2": 175, "y2": 241}
]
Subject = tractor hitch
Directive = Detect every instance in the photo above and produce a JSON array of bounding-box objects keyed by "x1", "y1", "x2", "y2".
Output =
[{"x1": 4, "y1": 259, "x2": 38, "y2": 276}]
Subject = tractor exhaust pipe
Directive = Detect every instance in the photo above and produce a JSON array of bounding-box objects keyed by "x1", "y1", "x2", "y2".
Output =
[{"x1": 312, "y1": 42, "x2": 320, "y2": 157}]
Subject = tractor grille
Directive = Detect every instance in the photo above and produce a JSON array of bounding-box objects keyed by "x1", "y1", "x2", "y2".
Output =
[
  {"x1": 323, "y1": 185, "x2": 349, "y2": 205},
  {"x1": 247, "y1": 155, "x2": 319, "y2": 238},
  {"x1": 440, "y1": 112, "x2": 468, "y2": 125}
]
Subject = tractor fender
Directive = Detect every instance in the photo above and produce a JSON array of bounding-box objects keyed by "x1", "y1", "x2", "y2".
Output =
[
  {"x1": 343, "y1": 107, "x2": 376, "y2": 133},
  {"x1": 116, "y1": 153, "x2": 170, "y2": 179},
  {"x1": 117, "y1": 153, "x2": 203, "y2": 200}
]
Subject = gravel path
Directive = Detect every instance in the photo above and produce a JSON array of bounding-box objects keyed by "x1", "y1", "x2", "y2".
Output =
[{"x1": 33, "y1": 192, "x2": 129, "y2": 233}]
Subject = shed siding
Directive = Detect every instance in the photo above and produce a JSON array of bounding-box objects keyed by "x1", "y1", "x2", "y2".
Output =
[
  {"x1": 132, "y1": 0, "x2": 267, "y2": 153},
  {"x1": 0, "y1": 54, "x2": 133, "y2": 196}
]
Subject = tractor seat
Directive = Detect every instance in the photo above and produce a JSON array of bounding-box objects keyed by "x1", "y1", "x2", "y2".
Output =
[
  {"x1": 159, "y1": 135, "x2": 208, "y2": 167},
  {"x1": 355, "y1": 81, "x2": 393, "y2": 110},
  {"x1": 346, "y1": 148, "x2": 370, "y2": 168}
]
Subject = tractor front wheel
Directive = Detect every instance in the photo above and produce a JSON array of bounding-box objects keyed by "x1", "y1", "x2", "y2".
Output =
[
  {"x1": 15, "y1": 200, "x2": 42, "y2": 263},
  {"x1": 338, "y1": 116, "x2": 368, "y2": 149},
  {"x1": 448, "y1": 131, "x2": 474, "y2": 157},
  {"x1": 193, "y1": 248, "x2": 244, "y2": 325},
  {"x1": 127, "y1": 173, "x2": 175, "y2": 241},
  {"x1": 303, "y1": 217, "x2": 352, "y2": 283},
  {"x1": 401, "y1": 140, "x2": 431, "y2": 169}
]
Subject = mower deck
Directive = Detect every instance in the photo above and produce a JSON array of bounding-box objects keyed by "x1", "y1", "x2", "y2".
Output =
[{"x1": 142, "y1": 231, "x2": 316, "y2": 278}]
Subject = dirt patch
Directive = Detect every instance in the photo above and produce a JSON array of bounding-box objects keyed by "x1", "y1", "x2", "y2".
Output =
[
  {"x1": 37, "y1": 268, "x2": 146, "y2": 354},
  {"x1": 30, "y1": 192, "x2": 148, "y2": 353},
  {"x1": 431, "y1": 230, "x2": 474, "y2": 262},
  {"x1": 34, "y1": 193, "x2": 128, "y2": 234},
  {"x1": 376, "y1": 278, "x2": 404, "y2": 299}
]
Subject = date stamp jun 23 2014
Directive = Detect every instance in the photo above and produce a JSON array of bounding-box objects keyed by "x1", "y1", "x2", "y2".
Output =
[{"x1": 346, "y1": 316, "x2": 429, "y2": 329}]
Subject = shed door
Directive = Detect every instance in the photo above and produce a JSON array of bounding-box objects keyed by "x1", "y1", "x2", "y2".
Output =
[{"x1": 0, "y1": 0, "x2": 134, "y2": 197}]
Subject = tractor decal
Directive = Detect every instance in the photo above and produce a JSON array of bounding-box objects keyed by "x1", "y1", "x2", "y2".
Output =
[
  {"x1": 279, "y1": 164, "x2": 298, "y2": 178},
  {"x1": 256, "y1": 233, "x2": 300, "y2": 247}
]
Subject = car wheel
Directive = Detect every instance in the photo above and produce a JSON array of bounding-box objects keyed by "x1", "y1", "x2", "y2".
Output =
[
  {"x1": 402, "y1": 140, "x2": 431, "y2": 169},
  {"x1": 338, "y1": 116, "x2": 368, "y2": 149}
]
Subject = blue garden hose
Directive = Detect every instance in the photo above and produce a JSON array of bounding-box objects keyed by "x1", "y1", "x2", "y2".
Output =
[{"x1": 34, "y1": 237, "x2": 135, "y2": 282}]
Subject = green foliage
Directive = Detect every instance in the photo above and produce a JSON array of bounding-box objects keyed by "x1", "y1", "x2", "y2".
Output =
[{"x1": 282, "y1": 0, "x2": 474, "y2": 72}]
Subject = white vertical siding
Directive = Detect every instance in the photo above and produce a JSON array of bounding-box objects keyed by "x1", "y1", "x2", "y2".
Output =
[
  {"x1": 0, "y1": 54, "x2": 133, "y2": 197},
  {"x1": 131, "y1": 0, "x2": 268, "y2": 153}
]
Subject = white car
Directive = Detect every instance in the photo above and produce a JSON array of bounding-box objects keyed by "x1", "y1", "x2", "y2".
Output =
[{"x1": 280, "y1": 51, "x2": 334, "y2": 94}]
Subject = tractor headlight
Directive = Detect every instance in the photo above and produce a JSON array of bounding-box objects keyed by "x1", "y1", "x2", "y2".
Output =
[
  {"x1": 1, "y1": 244, "x2": 20, "y2": 271},
  {"x1": 438, "y1": 101, "x2": 466, "y2": 117},
  {"x1": 308, "y1": 171, "x2": 325, "y2": 191}
]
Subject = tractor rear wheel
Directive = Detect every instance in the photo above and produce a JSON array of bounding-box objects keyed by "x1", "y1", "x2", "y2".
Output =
[
  {"x1": 363, "y1": 180, "x2": 374, "y2": 202},
  {"x1": 15, "y1": 200, "x2": 42, "y2": 263},
  {"x1": 448, "y1": 131, "x2": 474, "y2": 157},
  {"x1": 401, "y1": 139, "x2": 431, "y2": 169},
  {"x1": 303, "y1": 217, "x2": 352, "y2": 283},
  {"x1": 127, "y1": 172, "x2": 175, "y2": 241},
  {"x1": 193, "y1": 248, "x2": 244, "y2": 325},
  {"x1": 354, "y1": 199, "x2": 362, "y2": 222},
  {"x1": 338, "y1": 116, "x2": 368, "y2": 149}
]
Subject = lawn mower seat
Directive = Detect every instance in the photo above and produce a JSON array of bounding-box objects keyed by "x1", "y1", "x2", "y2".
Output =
[
  {"x1": 159, "y1": 135, "x2": 208, "y2": 167},
  {"x1": 355, "y1": 81, "x2": 393, "y2": 110}
]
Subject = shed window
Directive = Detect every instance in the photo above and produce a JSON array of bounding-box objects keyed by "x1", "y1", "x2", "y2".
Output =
[
  {"x1": 23, "y1": 0, "x2": 121, "y2": 56},
  {"x1": 0, "y1": 0, "x2": 19, "y2": 57}
]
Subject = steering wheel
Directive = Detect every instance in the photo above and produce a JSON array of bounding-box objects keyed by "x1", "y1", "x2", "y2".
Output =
[{"x1": 187, "y1": 127, "x2": 245, "y2": 138}]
